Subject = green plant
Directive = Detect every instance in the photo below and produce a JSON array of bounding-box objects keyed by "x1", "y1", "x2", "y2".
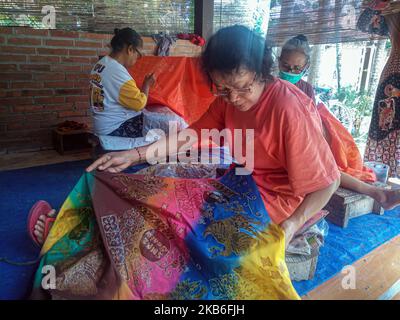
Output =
[{"x1": 334, "y1": 86, "x2": 373, "y2": 143}]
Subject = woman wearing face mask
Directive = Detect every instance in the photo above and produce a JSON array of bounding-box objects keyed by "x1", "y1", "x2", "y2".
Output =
[
  {"x1": 88, "y1": 25, "x2": 341, "y2": 246},
  {"x1": 279, "y1": 34, "x2": 400, "y2": 212},
  {"x1": 278, "y1": 34, "x2": 315, "y2": 103},
  {"x1": 90, "y1": 27, "x2": 156, "y2": 139}
]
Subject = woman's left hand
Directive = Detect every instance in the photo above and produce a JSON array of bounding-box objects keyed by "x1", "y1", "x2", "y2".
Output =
[{"x1": 86, "y1": 150, "x2": 140, "y2": 173}]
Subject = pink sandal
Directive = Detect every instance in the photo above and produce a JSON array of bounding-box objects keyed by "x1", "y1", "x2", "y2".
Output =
[{"x1": 27, "y1": 200, "x2": 56, "y2": 247}]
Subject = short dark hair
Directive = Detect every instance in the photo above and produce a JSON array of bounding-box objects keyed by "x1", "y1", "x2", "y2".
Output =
[
  {"x1": 110, "y1": 27, "x2": 143, "y2": 53},
  {"x1": 201, "y1": 25, "x2": 274, "y2": 80}
]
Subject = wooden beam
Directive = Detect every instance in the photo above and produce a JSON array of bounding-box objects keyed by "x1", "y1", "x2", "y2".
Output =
[{"x1": 194, "y1": 0, "x2": 214, "y2": 40}]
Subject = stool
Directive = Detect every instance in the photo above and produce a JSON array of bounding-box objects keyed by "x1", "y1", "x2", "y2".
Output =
[
  {"x1": 52, "y1": 128, "x2": 92, "y2": 155},
  {"x1": 324, "y1": 182, "x2": 389, "y2": 228}
]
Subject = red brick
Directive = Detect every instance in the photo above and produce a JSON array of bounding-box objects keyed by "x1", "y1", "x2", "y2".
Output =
[
  {"x1": 13, "y1": 105, "x2": 44, "y2": 112},
  {"x1": 58, "y1": 110, "x2": 87, "y2": 118},
  {"x1": 66, "y1": 73, "x2": 89, "y2": 80},
  {"x1": 44, "y1": 81, "x2": 74, "y2": 88},
  {"x1": 0, "y1": 97, "x2": 33, "y2": 105},
  {"x1": 0, "y1": 138, "x2": 32, "y2": 149},
  {"x1": 51, "y1": 65, "x2": 81, "y2": 72},
  {"x1": 81, "y1": 65, "x2": 93, "y2": 72},
  {"x1": 0, "y1": 27, "x2": 13, "y2": 35},
  {"x1": 5, "y1": 90, "x2": 21, "y2": 98},
  {"x1": 59, "y1": 117, "x2": 91, "y2": 125},
  {"x1": 45, "y1": 39, "x2": 74, "y2": 47},
  {"x1": 68, "y1": 49, "x2": 97, "y2": 56},
  {"x1": 55, "y1": 88, "x2": 85, "y2": 95},
  {"x1": 82, "y1": 33, "x2": 112, "y2": 40},
  {"x1": 75, "y1": 102, "x2": 89, "y2": 109},
  {"x1": 74, "y1": 80, "x2": 90, "y2": 88},
  {"x1": 0, "y1": 73, "x2": 32, "y2": 81},
  {"x1": 11, "y1": 81, "x2": 43, "y2": 89},
  {"x1": 34, "y1": 73, "x2": 65, "y2": 81},
  {"x1": 0, "y1": 54, "x2": 27, "y2": 62},
  {"x1": 61, "y1": 57, "x2": 91, "y2": 64},
  {"x1": 74, "y1": 40, "x2": 103, "y2": 48},
  {"x1": 7, "y1": 37, "x2": 42, "y2": 46},
  {"x1": 0, "y1": 106, "x2": 8, "y2": 114},
  {"x1": 20, "y1": 64, "x2": 51, "y2": 71},
  {"x1": 143, "y1": 37, "x2": 154, "y2": 44},
  {"x1": 21, "y1": 89, "x2": 53, "y2": 97},
  {"x1": 0, "y1": 64, "x2": 17, "y2": 71},
  {"x1": 36, "y1": 48, "x2": 69, "y2": 56},
  {"x1": 15, "y1": 28, "x2": 49, "y2": 36},
  {"x1": 0, "y1": 37, "x2": 4, "y2": 44},
  {"x1": 0, "y1": 82, "x2": 9, "y2": 89},
  {"x1": 0, "y1": 114, "x2": 27, "y2": 122},
  {"x1": 7, "y1": 122, "x2": 41, "y2": 131},
  {"x1": 29, "y1": 113, "x2": 58, "y2": 121},
  {"x1": 66, "y1": 95, "x2": 89, "y2": 103},
  {"x1": 34, "y1": 96, "x2": 65, "y2": 104},
  {"x1": 40, "y1": 120, "x2": 61, "y2": 128},
  {"x1": 43, "y1": 103, "x2": 74, "y2": 111},
  {"x1": 50, "y1": 30, "x2": 80, "y2": 38},
  {"x1": 97, "y1": 50, "x2": 110, "y2": 58},
  {"x1": 29, "y1": 55, "x2": 60, "y2": 63},
  {"x1": 0, "y1": 46, "x2": 36, "y2": 54}
]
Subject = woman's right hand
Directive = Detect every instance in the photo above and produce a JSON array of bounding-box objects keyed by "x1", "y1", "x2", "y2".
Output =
[
  {"x1": 143, "y1": 73, "x2": 156, "y2": 89},
  {"x1": 86, "y1": 149, "x2": 140, "y2": 173}
]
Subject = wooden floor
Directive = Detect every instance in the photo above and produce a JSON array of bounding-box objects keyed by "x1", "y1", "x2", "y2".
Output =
[
  {"x1": 1, "y1": 150, "x2": 399, "y2": 300},
  {"x1": 303, "y1": 235, "x2": 400, "y2": 300},
  {"x1": 0, "y1": 150, "x2": 91, "y2": 171}
]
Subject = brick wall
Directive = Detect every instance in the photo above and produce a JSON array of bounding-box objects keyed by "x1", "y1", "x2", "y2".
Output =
[{"x1": 0, "y1": 27, "x2": 202, "y2": 154}]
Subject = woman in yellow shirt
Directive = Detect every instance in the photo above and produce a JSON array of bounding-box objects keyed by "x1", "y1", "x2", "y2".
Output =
[{"x1": 90, "y1": 27, "x2": 155, "y2": 138}]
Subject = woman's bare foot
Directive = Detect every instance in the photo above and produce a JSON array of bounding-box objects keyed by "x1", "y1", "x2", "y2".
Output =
[
  {"x1": 375, "y1": 189, "x2": 400, "y2": 210},
  {"x1": 33, "y1": 209, "x2": 57, "y2": 244}
]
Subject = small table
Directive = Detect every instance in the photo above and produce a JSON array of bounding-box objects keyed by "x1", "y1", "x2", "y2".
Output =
[{"x1": 52, "y1": 128, "x2": 92, "y2": 155}]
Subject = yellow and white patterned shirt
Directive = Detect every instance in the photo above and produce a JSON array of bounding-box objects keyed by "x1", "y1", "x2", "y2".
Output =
[{"x1": 90, "y1": 55, "x2": 147, "y2": 135}]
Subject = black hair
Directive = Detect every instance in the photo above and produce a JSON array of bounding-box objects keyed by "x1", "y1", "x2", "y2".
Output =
[
  {"x1": 281, "y1": 34, "x2": 312, "y2": 60},
  {"x1": 201, "y1": 25, "x2": 274, "y2": 80},
  {"x1": 110, "y1": 27, "x2": 143, "y2": 53}
]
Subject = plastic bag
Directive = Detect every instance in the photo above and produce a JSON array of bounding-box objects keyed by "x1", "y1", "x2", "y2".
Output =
[{"x1": 142, "y1": 105, "x2": 188, "y2": 142}]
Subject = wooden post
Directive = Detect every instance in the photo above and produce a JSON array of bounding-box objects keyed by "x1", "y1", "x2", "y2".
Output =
[{"x1": 194, "y1": 0, "x2": 214, "y2": 41}]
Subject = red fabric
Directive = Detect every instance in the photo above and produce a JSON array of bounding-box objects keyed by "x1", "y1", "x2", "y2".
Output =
[
  {"x1": 317, "y1": 102, "x2": 376, "y2": 183},
  {"x1": 128, "y1": 56, "x2": 215, "y2": 124}
]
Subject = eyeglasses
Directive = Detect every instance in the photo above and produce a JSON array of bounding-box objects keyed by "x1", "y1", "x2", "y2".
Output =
[
  {"x1": 279, "y1": 59, "x2": 309, "y2": 74},
  {"x1": 211, "y1": 74, "x2": 258, "y2": 97},
  {"x1": 134, "y1": 48, "x2": 143, "y2": 59}
]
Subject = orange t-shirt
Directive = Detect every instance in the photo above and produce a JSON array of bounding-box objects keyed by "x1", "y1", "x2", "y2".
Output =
[{"x1": 190, "y1": 78, "x2": 340, "y2": 225}]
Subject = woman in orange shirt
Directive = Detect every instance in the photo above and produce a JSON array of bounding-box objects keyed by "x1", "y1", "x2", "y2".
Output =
[
  {"x1": 87, "y1": 25, "x2": 341, "y2": 245},
  {"x1": 278, "y1": 34, "x2": 400, "y2": 211}
]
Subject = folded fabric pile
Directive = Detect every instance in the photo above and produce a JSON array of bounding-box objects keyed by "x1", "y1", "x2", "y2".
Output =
[
  {"x1": 57, "y1": 121, "x2": 88, "y2": 132},
  {"x1": 177, "y1": 33, "x2": 206, "y2": 46}
]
